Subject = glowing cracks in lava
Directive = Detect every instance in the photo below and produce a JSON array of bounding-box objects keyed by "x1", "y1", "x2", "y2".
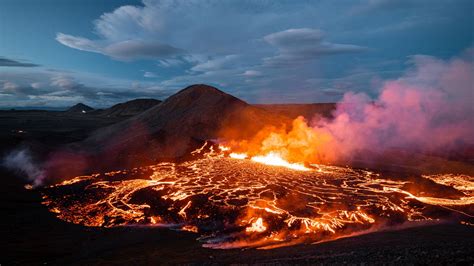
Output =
[
  {"x1": 179, "y1": 200, "x2": 192, "y2": 218},
  {"x1": 42, "y1": 143, "x2": 474, "y2": 249}
]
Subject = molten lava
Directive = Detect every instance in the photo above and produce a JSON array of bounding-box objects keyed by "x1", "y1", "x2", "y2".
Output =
[
  {"x1": 38, "y1": 113, "x2": 474, "y2": 249},
  {"x1": 250, "y1": 152, "x2": 309, "y2": 171},
  {"x1": 246, "y1": 218, "x2": 267, "y2": 233},
  {"x1": 41, "y1": 141, "x2": 474, "y2": 249},
  {"x1": 224, "y1": 116, "x2": 337, "y2": 165}
]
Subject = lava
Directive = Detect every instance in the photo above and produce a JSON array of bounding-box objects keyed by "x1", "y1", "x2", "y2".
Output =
[
  {"x1": 245, "y1": 218, "x2": 267, "y2": 233},
  {"x1": 41, "y1": 143, "x2": 474, "y2": 249},
  {"x1": 250, "y1": 152, "x2": 309, "y2": 171}
]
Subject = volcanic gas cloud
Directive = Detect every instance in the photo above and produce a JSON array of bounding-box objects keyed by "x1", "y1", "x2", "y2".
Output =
[{"x1": 226, "y1": 52, "x2": 474, "y2": 165}]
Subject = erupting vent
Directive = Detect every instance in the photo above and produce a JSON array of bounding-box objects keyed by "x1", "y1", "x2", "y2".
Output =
[{"x1": 42, "y1": 143, "x2": 474, "y2": 249}]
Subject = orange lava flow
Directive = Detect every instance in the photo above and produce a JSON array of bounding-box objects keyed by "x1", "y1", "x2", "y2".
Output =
[
  {"x1": 41, "y1": 142, "x2": 474, "y2": 249},
  {"x1": 250, "y1": 152, "x2": 309, "y2": 171}
]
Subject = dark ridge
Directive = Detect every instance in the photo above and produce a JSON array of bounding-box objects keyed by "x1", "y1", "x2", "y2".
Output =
[{"x1": 94, "y1": 98, "x2": 161, "y2": 118}]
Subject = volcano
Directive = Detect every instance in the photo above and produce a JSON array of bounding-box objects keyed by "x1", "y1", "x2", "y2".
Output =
[{"x1": 79, "y1": 84, "x2": 289, "y2": 168}]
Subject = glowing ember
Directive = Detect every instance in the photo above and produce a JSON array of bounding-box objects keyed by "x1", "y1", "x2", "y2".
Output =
[
  {"x1": 246, "y1": 218, "x2": 267, "y2": 233},
  {"x1": 182, "y1": 225, "x2": 199, "y2": 233}
]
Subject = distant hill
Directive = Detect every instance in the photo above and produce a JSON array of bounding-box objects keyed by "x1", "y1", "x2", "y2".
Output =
[
  {"x1": 66, "y1": 103, "x2": 94, "y2": 114},
  {"x1": 93, "y1": 99, "x2": 161, "y2": 118}
]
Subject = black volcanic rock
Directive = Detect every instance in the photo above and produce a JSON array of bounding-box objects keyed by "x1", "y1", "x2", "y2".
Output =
[
  {"x1": 95, "y1": 99, "x2": 161, "y2": 118},
  {"x1": 66, "y1": 103, "x2": 94, "y2": 114},
  {"x1": 80, "y1": 84, "x2": 289, "y2": 168}
]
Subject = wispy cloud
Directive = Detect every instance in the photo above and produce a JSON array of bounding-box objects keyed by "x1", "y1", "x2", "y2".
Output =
[
  {"x1": 56, "y1": 33, "x2": 182, "y2": 61},
  {"x1": 262, "y1": 28, "x2": 366, "y2": 67},
  {"x1": 0, "y1": 57, "x2": 39, "y2": 67}
]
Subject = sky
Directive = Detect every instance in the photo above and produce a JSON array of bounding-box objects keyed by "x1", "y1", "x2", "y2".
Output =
[{"x1": 0, "y1": 0, "x2": 472, "y2": 108}]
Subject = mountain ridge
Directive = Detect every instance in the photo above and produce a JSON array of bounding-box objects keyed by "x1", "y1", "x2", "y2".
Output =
[{"x1": 93, "y1": 98, "x2": 161, "y2": 117}]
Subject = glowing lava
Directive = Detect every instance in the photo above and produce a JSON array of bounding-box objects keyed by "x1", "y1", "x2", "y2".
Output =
[
  {"x1": 250, "y1": 152, "x2": 309, "y2": 171},
  {"x1": 229, "y1": 152, "x2": 247, "y2": 159},
  {"x1": 246, "y1": 218, "x2": 267, "y2": 233},
  {"x1": 41, "y1": 144, "x2": 474, "y2": 249}
]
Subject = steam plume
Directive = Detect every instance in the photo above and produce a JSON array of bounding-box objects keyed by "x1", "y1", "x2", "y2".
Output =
[
  {"x1": 2, "y1": 148, "x2": 46, "y2": 187},
  {"x1": 312, "y1": 51, "x2": 474, "y2": 162}
]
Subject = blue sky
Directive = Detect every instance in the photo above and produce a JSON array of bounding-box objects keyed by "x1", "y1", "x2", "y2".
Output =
[{"x1": 0, "y1": 0, "x2": 472, "y2": 107}]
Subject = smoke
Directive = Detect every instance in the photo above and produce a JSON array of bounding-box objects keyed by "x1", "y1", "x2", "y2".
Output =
[
  {"x1": 2, "y1": 148, "x2": 46, "y2": 187},
  {"x1": 312, "y1": 50, "x2": 474, "y2": 161}
]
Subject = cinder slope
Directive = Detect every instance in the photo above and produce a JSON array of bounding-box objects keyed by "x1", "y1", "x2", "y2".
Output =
[{"x1": 94, "y1": 99, "x2": 161, "y2": 118}]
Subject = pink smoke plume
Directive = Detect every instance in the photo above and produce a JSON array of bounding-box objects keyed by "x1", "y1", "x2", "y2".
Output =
[{"x1": 312, "y1": 50, "x2": 474, "y2": 161}]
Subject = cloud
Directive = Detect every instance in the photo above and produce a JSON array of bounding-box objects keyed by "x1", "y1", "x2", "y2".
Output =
[
  {"x1": 263, "y1": 28, "x2": 366, "y2": 67},
  {"x1": 242, "y1": 70, "x2": 262, "y2": 77},
  {"x1": 311, "y1": 51, "x2": 474, "y2": 162},
  {"x1": 52, "y1": 1, "x2": 374, "y2": 100},
  {"x1": 143, "y1": 71, "x2": 158, "y2": 78},
  {"x1": 350, "y1": 0, "x2": 417, "y2": 15},
  {"x1": 7, "y1": 0, "x2": 468, "y2": 105},
  {"x1": 30, "y1": 82, "x2": 42, "y2": 89},
  {"x1": 0, "y1": 57, "x2": 39, "y2": 67},
  {"x1": 190, "y1": 55, "x2": 239, "y2": 72},
  {"x1": 55, "y1": 1, "x2": 187, "y2": 61},
  {"x1": 50, "y1": 74, "x2": 76, "y2": 89},
  {"x1": 0, "y1": 69, "x2": 174, "y2": 108},
  {"x1": 1, "y1": 80, "x2": 50, "y2": 97},
  {"x1": 158, "y1": 58, "x2": 185, "y2": 68},
  {"x1": 3, "y1": 81, "x2": 19, "y2": 91},
  {"x1": 55, "y1": 1, "x2": 330, "y2": 65},
  {"x1": 56, "y1": 33, "x2": 182, "y2": 61}
]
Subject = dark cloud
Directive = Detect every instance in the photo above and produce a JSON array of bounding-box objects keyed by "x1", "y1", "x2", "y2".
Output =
[{"x1": 0, "y1": 57, "x2": 39, "y2": 67}]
